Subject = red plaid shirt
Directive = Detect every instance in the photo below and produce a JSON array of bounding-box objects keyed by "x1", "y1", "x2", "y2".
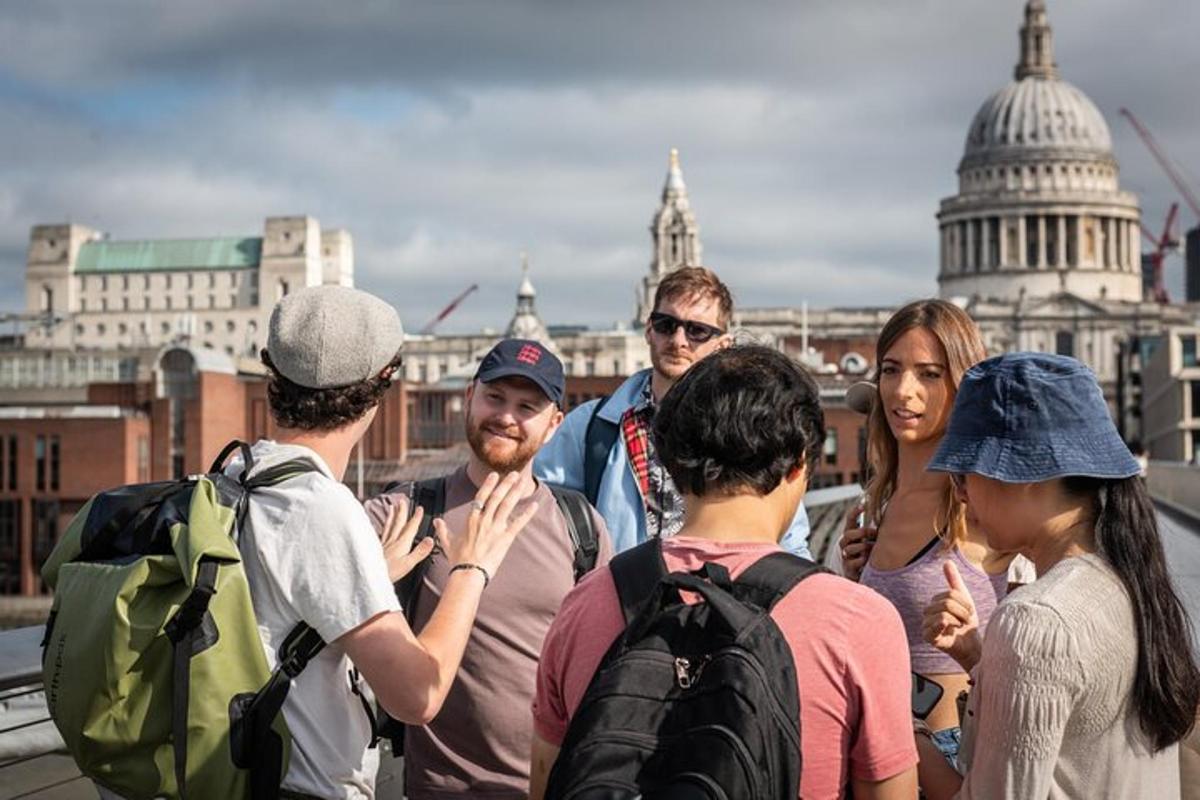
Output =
[{"x1": 618, "y1": 384, "x2": 684, "y2": 539}]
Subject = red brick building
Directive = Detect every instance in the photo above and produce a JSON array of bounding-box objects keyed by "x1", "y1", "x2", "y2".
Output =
[{"x1": 0, "y1": 346, "x2": 408, "y2": 596}]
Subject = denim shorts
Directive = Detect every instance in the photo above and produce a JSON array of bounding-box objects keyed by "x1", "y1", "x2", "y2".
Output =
[{"x1": 930, "y1": 726, "x2": 962, "y2": 772}]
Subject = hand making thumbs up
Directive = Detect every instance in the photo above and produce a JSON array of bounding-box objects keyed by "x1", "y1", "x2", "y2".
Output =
[{"x1": 922, "y1": 560, "x2": 984, "y2": 672}]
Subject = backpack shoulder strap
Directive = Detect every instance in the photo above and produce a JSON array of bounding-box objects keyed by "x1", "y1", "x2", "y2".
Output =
[
  {"x1": 394, "y1": 476, "x2": 447, "y2": 623},
  {"x1": 548, "y1": 484, "x2": 599, "y2": 582},
  {"x1": 732, "y1": 552, "x2": 826, "y2": 612},
  {"x1": 608, "y1": 538, "x2": 667, "y2": 625},
  {"x1": 583, "y1": 395, "x2": 620, "y2": 506}
]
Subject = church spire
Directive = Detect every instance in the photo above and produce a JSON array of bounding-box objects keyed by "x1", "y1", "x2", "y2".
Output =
[
  {"x1": 637, "y1": 147, "x2": 703, "y2": 322},
  {"x1": 506, "y1": 252, "x2": 552, "y2": 345},
  {"x1": 663, "y1": 147, "x2": 687, "y2": 198},
  {"x1": 1015, "y1": 0, "x2": 1059, "y2": 80}
]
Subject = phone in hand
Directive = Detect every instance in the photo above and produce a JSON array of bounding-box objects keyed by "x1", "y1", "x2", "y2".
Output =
[{"x1": 912, "y1": 672, "x2": 944, "y2": 720}]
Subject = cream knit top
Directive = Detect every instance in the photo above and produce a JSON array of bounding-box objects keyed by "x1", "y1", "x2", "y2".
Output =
[{"x1": 956, "y1": 553, "x2": 1181, "y2": 799}]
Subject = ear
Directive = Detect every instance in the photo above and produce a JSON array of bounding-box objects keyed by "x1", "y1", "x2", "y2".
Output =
[
  {"x1": 785, "y1": 458, "x2": 809, "y2": 490},
  {"x1": 465, "y1": 381, "x2": 476, "y2": 404},
  {"x1": 540, "y1": 408, "x2": 566, "y2": 447},
  {"x1": 716, "y1": 333, "x2": 733, "y2": 351}
]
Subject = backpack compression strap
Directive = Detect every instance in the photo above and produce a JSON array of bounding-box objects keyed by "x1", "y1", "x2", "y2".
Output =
[
  {"x1": 548, "y1": 485, "x2": 600, "y2": 582},
  {"x1": 582, "y1": 395, "x2": 618, "y2": 507},
  {"x1": 608, "y1": 538, "x2": 667, "y2": 625},
  {"x1": 164, "y1": 559, "x2": 220, "y2": 799}
]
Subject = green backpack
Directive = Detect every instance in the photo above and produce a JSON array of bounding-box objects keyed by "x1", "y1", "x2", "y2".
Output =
[{"x1": 41, "y1": 440, "x2": 326, "y2": 800}]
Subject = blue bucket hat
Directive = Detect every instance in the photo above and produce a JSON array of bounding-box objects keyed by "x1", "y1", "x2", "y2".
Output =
[{"x1": 927, "y1": 352, "x2": 1139, "y2": 483}]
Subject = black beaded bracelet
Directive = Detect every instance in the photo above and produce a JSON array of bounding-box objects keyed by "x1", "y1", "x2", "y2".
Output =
[{"x1": 449, "y1": 562, "x2": 490, "y2": 588}]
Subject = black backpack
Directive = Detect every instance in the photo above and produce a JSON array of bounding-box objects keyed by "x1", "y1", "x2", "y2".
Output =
[{"x1": 545, "y1": 538, "x2": 823, "y2": 800}]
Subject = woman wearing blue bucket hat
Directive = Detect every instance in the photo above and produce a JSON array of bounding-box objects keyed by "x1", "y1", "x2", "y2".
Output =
[{"x1": 916, "y1": 352, "x2": 1200, "y2": 799}]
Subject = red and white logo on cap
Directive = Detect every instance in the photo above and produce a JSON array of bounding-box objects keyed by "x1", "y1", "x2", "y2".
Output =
[{"x1": 516, "y1": 344, "x2": 542, "y2": 365}]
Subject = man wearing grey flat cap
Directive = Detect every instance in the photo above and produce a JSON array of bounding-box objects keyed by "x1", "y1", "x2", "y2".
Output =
[{"x1": 230, "y1": 286, "x2": 538, "y2": 800}]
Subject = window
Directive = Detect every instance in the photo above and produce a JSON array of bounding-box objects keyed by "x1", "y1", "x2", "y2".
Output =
[
  {"x1": 144, "y1": 274, "x2": 151, "y2": 290},
  {"x1": 209, "y1": 273, "x2": 216, "y2": 288},
  {"x1": 1026, "y1": 215, "x2": 1040, "y2": 267},
  {"x1": 101, "y1": 276, "x2": 108, "y2": 291},
  {"x1": 209, "y1": 294, "x2": 216, "y2": 309},
  {"x1": 166, "y1": 296, "x2": 173, "y2": 311},
  {"x1": 166, "y1": 274, "x2": 173, "y2": 290},
  {"x1": 204, "y1": 320, "x2": 214, "y2": 334},
  {"x1": 122, "y1": 297, "x2": 129, "y2": 311},
  {"x1": 0, "y1": 501, "x2": 20, "y2": 595},
  {"x1": 1184, "y1": 336, "x2": 1198, "y2": 368},
  {"x1": 80, "y1": 298, "x2": 87, "y2": 312},
  {"x1": 49, "y1": 435, "x2": 59, "y2": 491},
  {"x1": 161, "y1": 321, "x2": 171, "y2": 334},
  {"x1": 187, "y1": 274, "x2": 194, "y2": 289},
  {"x1": 823, "y1": 428, "x2": 839, "y2": 466},
  {"x1": 226, "y1": 320, "x2": 236, "y2": 333},
  {"x1": 35, "y1": 435, "x2": 46, "y2": 492},
  {"x1": 231, "y1": 293, "x2": 239, "y2": 308},
  {"x1": 122, "y1": 275, "x2": 130, "y2": 290},
  {"x1": 143, "y1": 296, "x2": 150, "y2": 311},
  {"x1": 1055, "y1": 331, "x2": 1075, "y2": 357},
  {"x1": 7, "y1": 436, "x2": 16, "y2": 491},
  {"x1": 97, "y1": 323, "x2": 106, "y2": 336},
  {"x1": 40, "y1": 285, "x2": 53, "y2": 312},
  {"x1": 118, "y1": 322, "x2": 127, "y2": 335},
  {"x1": 100, "y1": 298, "x2": 108, "y2": 312},
  {"x1": 186, "y1": 296, "x2": 193, "y2": 310}
]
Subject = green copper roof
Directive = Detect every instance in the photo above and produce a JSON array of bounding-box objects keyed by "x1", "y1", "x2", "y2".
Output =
[{"x1": 75, "y1": 237, "x2": 262, "y2": 273}]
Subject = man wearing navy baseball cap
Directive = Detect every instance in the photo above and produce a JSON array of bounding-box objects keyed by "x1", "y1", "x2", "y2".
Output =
[{"x1": 365, "y1": 338, "x2": 611, "y2": 799}]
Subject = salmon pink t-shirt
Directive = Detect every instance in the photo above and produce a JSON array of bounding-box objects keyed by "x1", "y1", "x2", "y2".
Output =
[{"x1": 533, "y1": 537, "x2": 917, "y2": 799}]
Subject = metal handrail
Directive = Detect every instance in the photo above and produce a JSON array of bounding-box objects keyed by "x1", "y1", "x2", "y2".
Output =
[{"x1": 0, "y1": 626, "x2": 44, "y2": 693}]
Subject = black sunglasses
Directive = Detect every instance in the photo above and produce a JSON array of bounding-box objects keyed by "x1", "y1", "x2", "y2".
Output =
[{"x1": 648, "y1": 311, "x2": 725, "y2": 345}]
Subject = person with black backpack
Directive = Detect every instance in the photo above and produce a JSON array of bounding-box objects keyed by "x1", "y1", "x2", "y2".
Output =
[
  {"x1": 530, "y1": 345, "x2": 919, "y2": 800},
  {"x1": 364, "y1": 339, "x2": 611, "y2": 799}
]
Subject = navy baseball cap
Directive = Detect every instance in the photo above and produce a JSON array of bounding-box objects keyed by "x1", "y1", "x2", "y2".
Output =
[
  {"x1": 928, "y1": 352, "x2": 1140, "y2": 483},
  {"x1": 474, "y1": 339, "x2": 565, "y2": 407}
]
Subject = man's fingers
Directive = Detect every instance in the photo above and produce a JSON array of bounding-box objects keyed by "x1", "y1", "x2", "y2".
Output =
[
  {"x1": 395, "y1": 505, "x2": 424, "y2": 552},
  {"x1": 432, "y1": 518, "x2": 451, "y2": 553}
]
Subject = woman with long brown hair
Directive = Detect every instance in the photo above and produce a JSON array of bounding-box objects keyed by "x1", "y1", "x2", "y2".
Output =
[{"x1": 838, "y1": 298, "x2": 1025, "y2": 763}]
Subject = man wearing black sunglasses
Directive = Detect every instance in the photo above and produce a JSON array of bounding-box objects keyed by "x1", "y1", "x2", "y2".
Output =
[{"x1": 535, "y1": 267, "x2": 812, "y2": 558}]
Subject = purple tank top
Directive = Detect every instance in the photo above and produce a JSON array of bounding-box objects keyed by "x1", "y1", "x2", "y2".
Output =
[{"x1": 860, "y1": 540, "x2": 1007, "y2": 675}]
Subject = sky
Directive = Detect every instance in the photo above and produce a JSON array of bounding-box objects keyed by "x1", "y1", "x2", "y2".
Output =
[{"x1": 1, "y1": 0, "x2": 1197, "y2": 333}]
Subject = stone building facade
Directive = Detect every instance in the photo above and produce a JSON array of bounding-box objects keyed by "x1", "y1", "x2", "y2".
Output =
[{"x1": 23, "y1": 215, "x2": 352, "y2": 358}]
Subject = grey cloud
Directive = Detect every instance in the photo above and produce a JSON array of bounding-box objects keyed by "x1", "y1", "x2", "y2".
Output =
[{"x1": 0, "y1": 0, "x2": 1197, "y2": 325}]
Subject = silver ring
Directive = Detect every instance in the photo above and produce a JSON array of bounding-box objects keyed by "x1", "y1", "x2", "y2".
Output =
[{"x1": 469, "y1": 500, "x2": 485, "y2": 512}]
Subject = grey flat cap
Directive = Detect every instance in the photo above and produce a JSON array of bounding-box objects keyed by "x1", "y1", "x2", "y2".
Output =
[{"x1": 266, "y1": 286, "x2": 404, "y2": 389}]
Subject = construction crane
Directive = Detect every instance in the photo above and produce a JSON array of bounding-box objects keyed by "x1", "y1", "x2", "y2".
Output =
[
  {"x1": 1142, "y1": 203, "x2": 1180, "y2": 304},
  {"x1": 1120, "y1": 108, "x2": 1200, "y2": 221},
  {"x1": 419, "y1": 284, "x2": 479, "y2": 335}
]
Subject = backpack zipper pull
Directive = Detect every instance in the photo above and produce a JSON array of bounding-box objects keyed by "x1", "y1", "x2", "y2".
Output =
[{"x1": 674, "y1": 657, "x2": 692, "y2": 689}]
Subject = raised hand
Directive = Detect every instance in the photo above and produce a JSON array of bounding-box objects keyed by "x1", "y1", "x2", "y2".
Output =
[
  {"x1": 442, "y1": 472, "x2": 538, "y2": 580},
  {"x1": 838, "y1": 502, "x2": 876, "y2": 581},
  {"x1": 922, "y1": 560, "x2": 983, "y2": 672},
  {"x1": 378, "y1": 495, "x2": 443, "y2": 583}
]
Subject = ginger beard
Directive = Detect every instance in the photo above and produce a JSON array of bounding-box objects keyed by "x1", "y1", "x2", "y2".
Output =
[{"x1": 464, "y1": 403, "x2": 545, "y2": 473}]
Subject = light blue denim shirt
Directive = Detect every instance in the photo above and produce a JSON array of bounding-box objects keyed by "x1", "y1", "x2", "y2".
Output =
[{"x1": 534, "y1": 369, "x2": 812, "y2": 558}]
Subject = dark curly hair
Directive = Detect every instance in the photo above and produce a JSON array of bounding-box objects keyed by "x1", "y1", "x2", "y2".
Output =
[
  {"x1": 653, "y1": 345, "x2": 825, "y2": 497},
  {"x1": 261, "y1": 349, "x2": 403, "y2": 432}
]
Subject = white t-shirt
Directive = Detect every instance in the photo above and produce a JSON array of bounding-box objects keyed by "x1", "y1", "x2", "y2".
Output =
[{"x1": 230, "y1": 440, "x2": 401, "y2": 800}]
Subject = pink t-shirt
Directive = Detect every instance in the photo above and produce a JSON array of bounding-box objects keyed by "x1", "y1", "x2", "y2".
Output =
[{"x1": 533, "y1": 537, "x2": 917, "y2": 799}]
